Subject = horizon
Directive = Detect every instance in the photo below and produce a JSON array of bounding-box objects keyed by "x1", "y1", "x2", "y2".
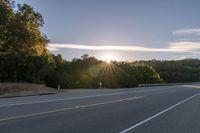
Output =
[{"x1": 16, "y1": 0, "x2": 200, "y2": 61}]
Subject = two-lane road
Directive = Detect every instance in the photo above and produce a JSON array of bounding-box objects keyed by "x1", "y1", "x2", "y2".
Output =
[{"x1": 0, "y1": 84, "x2": 200, "y2": 133}]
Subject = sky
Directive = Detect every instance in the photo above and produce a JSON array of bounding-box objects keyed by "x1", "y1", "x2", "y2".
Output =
[{"x1": 15, "y1": 0, "x2": 200, "y2": 61}]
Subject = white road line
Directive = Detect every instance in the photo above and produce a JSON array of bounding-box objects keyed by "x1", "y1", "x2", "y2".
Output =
[
  {"x1": 0, "y1": 88, "x2": 163, "y2": 108},
  {"x1": 0, "y1": 96, "x2": 144, "y2": 122},
  {"x1": 0, "y1": 86, "x2": 179, "y2": 108},
  {"x1": 0, "y1": 91, "x2": 141, "y2": 108},
  {"x1": 119, "y1": 92, "x2": 200, "y2": 133}
]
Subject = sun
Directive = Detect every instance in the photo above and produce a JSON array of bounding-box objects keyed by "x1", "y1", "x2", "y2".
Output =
[
  {"x1": 101, "y1": 53, "x2": 116, "y2": 63},
  {"x1": 106, "y1": 60, "x2": 111, "y2": 64}
]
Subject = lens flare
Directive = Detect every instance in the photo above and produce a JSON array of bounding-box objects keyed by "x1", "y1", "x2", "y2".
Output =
[
  {"x1": 101, "y1": 53, "x2": 116, "y2": 63},
  {"x1": 106, "y1": 60, "x2": 111, "y2": 64}
]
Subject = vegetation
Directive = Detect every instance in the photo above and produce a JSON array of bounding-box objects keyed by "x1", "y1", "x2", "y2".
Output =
[
  {"x1": 0, "y1": 82, "x2": 56, "y2": 96},
  {"x1": 45, "y1": 54, "x2": 161, "y2": 88},
  {"x1": 0, "y1": 0, "x2": 200, "y2": 89},
  {"x1": 139, "y1": 59, "x2": 200, "y2": 83},
  {"x1": 0, "y1": 0, "x2": 48, "y2": 55}
]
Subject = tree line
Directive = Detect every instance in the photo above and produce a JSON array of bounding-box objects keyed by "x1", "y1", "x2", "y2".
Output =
[
  {"x1": 139, "y1": 59, "x2": 200, "y2": 83},
  {"x1": 1, "y1": 0, "x2": 200, "y2": 89}
]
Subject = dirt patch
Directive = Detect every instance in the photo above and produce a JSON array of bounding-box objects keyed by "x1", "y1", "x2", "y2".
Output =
[{"x1": 0, "y1": 83, "x2": 57, "y2": 97}]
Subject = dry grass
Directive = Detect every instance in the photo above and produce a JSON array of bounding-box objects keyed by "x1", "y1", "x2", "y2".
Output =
[{"x1": 0, "y1": 83, "x2": 57, "y2": 97}]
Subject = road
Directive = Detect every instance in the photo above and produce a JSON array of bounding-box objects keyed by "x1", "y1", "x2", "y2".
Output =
[{"x1": 0, "y1": 84, "x2": 200, "y2": 133}]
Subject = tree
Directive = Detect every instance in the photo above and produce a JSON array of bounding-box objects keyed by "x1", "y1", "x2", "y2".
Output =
[
  {"x1": 139, "y1": 59, "x2": 200, "y2": 83},
  {"x1": 132, "y1": 64, "x2": 161, "y2": 84},
  {"x1": 0, "y1": 0, "x2": 51, "y2": 83},
  {"x1": 0, "y1": 0, "x2": 49, "y2": 55},
  {"x1": 0, "y1": 53, "x2": 52, "y2": 83},
  {"x1": 0, "y1": 0, "x2": 14, "y2": 51}
]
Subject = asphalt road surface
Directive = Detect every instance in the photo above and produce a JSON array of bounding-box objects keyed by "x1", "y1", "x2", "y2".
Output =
[{"x1": 0, "y1": 84, "x2": 200, "y2": 133}]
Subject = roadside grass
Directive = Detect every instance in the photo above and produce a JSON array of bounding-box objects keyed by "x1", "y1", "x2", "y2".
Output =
[{"x1": 0, "y1": 83, "x2": 57, "y2": 97}]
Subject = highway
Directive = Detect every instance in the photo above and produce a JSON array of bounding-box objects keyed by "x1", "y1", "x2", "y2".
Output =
[{"x1": 0, "y1": 84, "x2": 200, "y2": 133}]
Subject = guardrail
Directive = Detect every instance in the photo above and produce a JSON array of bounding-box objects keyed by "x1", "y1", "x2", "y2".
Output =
[{"x1": 138, "y1": 82, "x2": 200, "y2": 87}]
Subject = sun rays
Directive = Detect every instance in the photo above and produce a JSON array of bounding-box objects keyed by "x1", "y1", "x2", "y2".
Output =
[
  {"x1": 91, "y1": 61, "x2": 126, "y2": 88},
  {"x1": 100, "y1": 53, "x2": 117, "y2": 63}
]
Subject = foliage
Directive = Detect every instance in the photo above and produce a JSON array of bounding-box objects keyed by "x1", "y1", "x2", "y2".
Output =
[
  {"x1": 45, "y1": 56, "x2": 161, "y2": 88},
  {"x1": 0, "y1": 0, "x2": 49, "y2": 55},
  {"x1": 0, "y1": 52, "x2": 53, "y2": 83},
  {"x1": 139, "y1": 59, "x2": 200, "y2": 83}
]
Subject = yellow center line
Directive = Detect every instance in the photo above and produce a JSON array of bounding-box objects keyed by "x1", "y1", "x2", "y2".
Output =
[{"x1": 0, "y1": 96, "x2": 144, "y2": 123}]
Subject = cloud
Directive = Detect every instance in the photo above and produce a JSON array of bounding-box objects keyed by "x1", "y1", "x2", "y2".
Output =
[
  {"x1": 48, "y1": 41, "x2": 200, "y2": 53},
  {"x1": 168, "y1": 41, "x2": 200, "y2": 51},
  {"x1": 48, "y1": 43, "x2": 168, "y2": 52},
  {"x1": 173, "y1": 28, "x2": 200, "y2": 35},
  {"x1": 47, "y1": 46, "x2": 59, "y2": 52}
]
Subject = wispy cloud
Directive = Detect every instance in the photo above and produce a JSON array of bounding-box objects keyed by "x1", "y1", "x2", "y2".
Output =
[
  {"x1": 47, "y1": 47, "x2": 59, "y2": 52},
  {"x1": 48, "y1": 41, "x2": 200, "y2": 53},
  {"x1": 48, "y1": 43, "x2": 168, "y2": 52},
  {"x1": 173, "y1": 28, "x2": 200, "y2": 35},
  {"x1": 168, "y1": 41, "x2": 200, "y2": 51}
]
